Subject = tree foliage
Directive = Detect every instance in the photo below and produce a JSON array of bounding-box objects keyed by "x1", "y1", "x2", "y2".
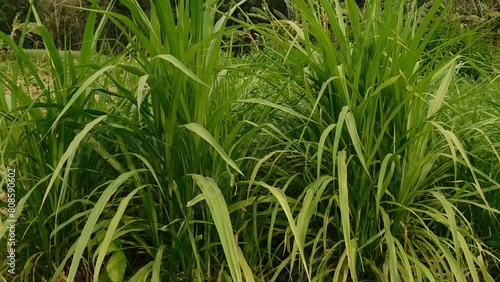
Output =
[{"x1": 0, "y1": 0, "x2": 29, "y2": 35}]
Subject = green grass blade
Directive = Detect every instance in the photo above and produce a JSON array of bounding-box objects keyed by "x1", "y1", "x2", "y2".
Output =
[
  {"x1": 337, "y1": 151, "x2": 358, "y2": 282},
  {"x1": 93, "y1": 186, "x2": 145, "y2": 280},
  {"x1": 191, "y1": 175, "x2": 243, "y2": 282},
  {"x1": 41, "y1": 115, "x2": 107, "y2": 210},
  {"x1": 254, "y1": 180, "x2": 311, "y2": 281},
  {"x1": 66, "y1": 169, "x2": 147, "y2": 282},
  {"x1": 183, "y1": 123, "x2": 243, "y2": 176},
  {"x1": 152, "y1": 245, "x2": 166, "y2": 282},
  {"x1": 154, "y1": 54, "x2": 210, "y2": 88}
]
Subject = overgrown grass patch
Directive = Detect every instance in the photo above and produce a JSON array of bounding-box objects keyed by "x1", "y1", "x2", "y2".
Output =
[{"x1": 1, "y1": 0, "x2": 499, "y2": 281}]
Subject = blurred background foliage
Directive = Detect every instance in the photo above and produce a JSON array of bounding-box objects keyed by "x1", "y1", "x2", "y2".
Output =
[{"x1": 0, "y1": 0, "x2": 498, "y2": 51}]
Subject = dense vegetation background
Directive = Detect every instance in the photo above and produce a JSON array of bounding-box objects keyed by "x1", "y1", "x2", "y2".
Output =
[
  {"x1": 1, "y1": 0, "x2": 498, "y2": 49},
  {"x1": 0, "y1": 0, "x2": 499, "y2": 281}
]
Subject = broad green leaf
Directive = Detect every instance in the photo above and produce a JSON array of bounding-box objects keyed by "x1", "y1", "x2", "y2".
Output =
[{"x1": 107, "y1": 251, "x2": 127, "y2": 282}]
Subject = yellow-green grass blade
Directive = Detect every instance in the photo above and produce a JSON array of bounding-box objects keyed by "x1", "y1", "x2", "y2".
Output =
[
  {"x1": 154, "y1": 54, "x2": 211, "y2": 89},
  {"x1": 431, "y1": 122, "x2": 489, "y2": 208},
  {"x1": 337, "y1": 151, "x2": 358, "y2": 282},
  {"x1": 152, "y1": 245, "x2": 166, "y2": 282},
  {"x1": 427, "y1": 59, "x2": 456, "y2": 118},
  {"x1": 192, "y1": 175, "x2": 244, "y2": 282},
  {"x1": 183, "y1": 123, "x2": 243, "y2": 176},
  {"x1": 375, "y1": 154, "x2": 395, "y2": 218},
  {"x1": 127, "y1": 262, "x2": 153, "y2": 282},
  {"x1": 345, "y1": 111, "x2": 370, "y2": 177},
  {"x1": 380, "y1": 208, "x2": 400, "y2": 282},
  {"x1": 254, "y1": 180, "x2": 312, "y2": 281},
  {"x1": 291, "y1": 176, "x2": 333, "y2": 274},
  {"x1": 317, "y1": 123, "x2": 337, "y2": 179},
  {"x1": 238, "y1": 98, "x2": 310, "y2": 121},
  {"x1": 237, "y1": 246, "x2": 255, "y2": 282}
]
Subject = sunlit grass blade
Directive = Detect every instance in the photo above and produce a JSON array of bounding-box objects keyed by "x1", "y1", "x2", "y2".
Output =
[
  {"x1": 152, "y1": 245, "x2": 166, "y2": 282},
  {"x1": 183, "y1": 123, "x2": 243, "y2": 176},
  {"x1": 254, "y1": 180, "x2": 311, "y2": 281},
  {"x1": 191, "y1": 174, "x2": 243, "y2": 282},
  {"x1": 337, "y1": 151, "x2": 358, "y2": 282}
]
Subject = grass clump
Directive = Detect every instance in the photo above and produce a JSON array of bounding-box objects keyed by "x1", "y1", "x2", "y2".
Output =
[{"x1": 1, "y1": 0, "x2": 499, "y2": 281}]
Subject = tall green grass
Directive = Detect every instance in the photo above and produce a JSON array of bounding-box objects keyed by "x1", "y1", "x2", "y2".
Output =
[{"x1": 1, "y1": 0, "x2": 499, "y2": 281}]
